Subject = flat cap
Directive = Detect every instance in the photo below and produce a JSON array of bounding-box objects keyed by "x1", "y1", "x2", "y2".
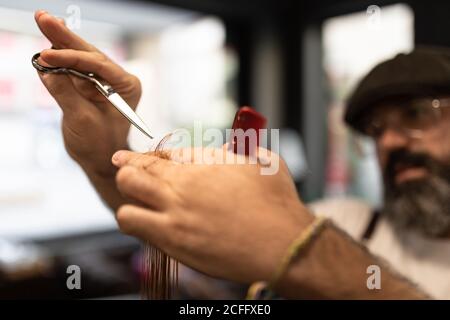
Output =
[{"x1": 345, "y1": 46, "x2": 450, "y2": 133}]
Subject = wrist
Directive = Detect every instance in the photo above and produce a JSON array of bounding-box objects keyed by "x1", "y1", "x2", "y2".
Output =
[
  {"x1": 247, "y1": 217, "x2": 327, "y2": 299},
  {"x1": 247, "y1": 204, "x2": 315, "y2": 291},
  {"x1": 273, "y1": 222, "x2": 332, "y2": 299},
  {"x1": 255, "y1": 215, "x2": 327, "y2": 299}
]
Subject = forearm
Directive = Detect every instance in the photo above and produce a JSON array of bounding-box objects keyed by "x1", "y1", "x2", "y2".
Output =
[{"x1": 276, "y1": 222, "x2": 428, "y2": 299}]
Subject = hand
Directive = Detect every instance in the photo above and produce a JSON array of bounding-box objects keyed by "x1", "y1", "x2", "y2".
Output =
[
  {"x1": 111, "y1": 147, "x2": 314, "y2": 284},
  {"x1": 34, "y1": 11, "x2": 142, "y2": 176}
]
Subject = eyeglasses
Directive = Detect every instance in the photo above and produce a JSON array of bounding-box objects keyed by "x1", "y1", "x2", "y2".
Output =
[{"x1": 364, "y1": 97, "x2": 450, "y2": 139}]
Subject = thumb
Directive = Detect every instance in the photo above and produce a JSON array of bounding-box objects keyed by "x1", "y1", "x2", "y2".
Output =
[{"x1": 112, "y1": 150, "x2": 174, "y2": 171}]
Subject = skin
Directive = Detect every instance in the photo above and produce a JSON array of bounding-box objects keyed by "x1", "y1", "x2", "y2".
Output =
[
  {"x1": 111, "y1": 149, "x2": 426, "y2": 299},
  {"x1": 374, "y1": 102, "x2": 450, "y2": 187},
  {"x1": 35, "y1": 11, "x2": 429, "y2": 299},
  {"x1": 34, "y1": 10, "x2": 140, "y2": 210}
]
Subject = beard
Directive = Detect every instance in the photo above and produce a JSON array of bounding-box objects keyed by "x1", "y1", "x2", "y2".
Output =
[{"x1": 382, "y1": 149, "x2": 450, "y2": 237}]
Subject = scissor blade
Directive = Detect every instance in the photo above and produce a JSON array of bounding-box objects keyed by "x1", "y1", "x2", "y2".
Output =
[{"x1": 107, "y1": 93, "x2": 153, "y2": 139}]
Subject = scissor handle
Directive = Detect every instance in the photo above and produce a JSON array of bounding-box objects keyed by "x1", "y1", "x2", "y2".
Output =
[
  {"x1": 32, "y1": 52, "x2": 67, "y2": 74},
  {"x1": 31, "y1": 52, "x2": 115, "y2": 97}
]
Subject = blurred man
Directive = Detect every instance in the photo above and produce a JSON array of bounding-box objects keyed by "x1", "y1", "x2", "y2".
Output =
[
  {"x1": 309, "y1": 47, "x2": 450, "y2": 299},
  {"x1": 346, "y1": 47, "x2": 450, "y2": 237}
]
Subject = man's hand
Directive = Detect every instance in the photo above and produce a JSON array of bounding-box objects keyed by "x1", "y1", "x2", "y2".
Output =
[
  {"x1": 111, "y1": 148, "x2": 314, "y2": 284},
  {"x1": 34, "y1": 10, "x2": 142, "y2": 177},
  {"x1": 111, "y1": 148, "x2": 428, "y2": 299}
]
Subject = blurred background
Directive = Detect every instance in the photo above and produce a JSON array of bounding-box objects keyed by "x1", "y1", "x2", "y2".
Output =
[{"x1": 0, "y1": 0, "x2": 446, "y2": 298}]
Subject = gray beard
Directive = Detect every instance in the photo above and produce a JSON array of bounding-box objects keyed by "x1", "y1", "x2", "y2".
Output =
[{"x1": 382, "y1": 174, "x2": 450, "y2": 237}]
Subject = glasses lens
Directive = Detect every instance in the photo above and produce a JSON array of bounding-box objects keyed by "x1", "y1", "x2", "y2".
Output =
[{"x1": 399, "y1": 98, "x2": 440, "y2": 131}]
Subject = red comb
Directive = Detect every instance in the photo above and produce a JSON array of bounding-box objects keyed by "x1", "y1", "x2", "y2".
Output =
[{"x1": 229, "y1": 106, "x2": 267, "y2": 156}]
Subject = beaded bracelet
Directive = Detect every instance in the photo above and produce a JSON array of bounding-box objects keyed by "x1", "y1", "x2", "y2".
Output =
[{"x1": 246, "y1": 216, "x2": 328, "y2": 300}]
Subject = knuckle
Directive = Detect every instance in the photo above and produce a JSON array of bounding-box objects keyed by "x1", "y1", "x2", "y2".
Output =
[
  {"x1": 94, "y1": 51, "x2": 108, "y2": 62},
  {"x1": 116, "y1": 166, "x2": 135, "y2": 187},
  {"x1": 129, "y1": 154, "x2": 148, "y2": 167},
  {"x1": 131, "y1": 75, "x2": 141, "y2": 88},
  {"x1": 166, "y1": 215, "x2": 196, "y2": 249},
  {"x1": 94, "y1": 52, "x2": 108, "y2": 72},
  {"x1": 59, "y1": 37, "x2": 72, "y2": 49},
  {"x1": 99, "y1": 56, "x2": 109, "y2": 67},
  {"x1": 164, "y1": 218, "x2": 183, "y2": 247},
  {"x1": 168, "y1": 215, "x2": 182, "y2": 233},
  {"x1": 116, "y1": 205, "x2": 132, "y2": 233}
]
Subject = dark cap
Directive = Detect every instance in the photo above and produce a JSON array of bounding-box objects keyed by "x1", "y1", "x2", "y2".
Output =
[{"x1": 345, "y1": 46, "x2": 450, "y2": 133}]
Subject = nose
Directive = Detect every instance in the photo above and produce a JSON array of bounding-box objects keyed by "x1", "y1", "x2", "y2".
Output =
[{"x1": 376, "y1": 127, "x2": 410, "y2": 151}]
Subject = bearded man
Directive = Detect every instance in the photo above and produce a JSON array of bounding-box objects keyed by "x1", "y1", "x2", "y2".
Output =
[{"x1": 311, "y1": 47, "x2": 450, "y2": 299}]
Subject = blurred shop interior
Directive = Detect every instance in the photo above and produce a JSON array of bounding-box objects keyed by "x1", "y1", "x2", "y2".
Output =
[{"x1": 0, "y1": 0, "x2": 447, "y2": 298}]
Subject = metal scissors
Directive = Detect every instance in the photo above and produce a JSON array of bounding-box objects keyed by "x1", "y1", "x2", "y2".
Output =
[{"x1": 31, "y1": 52, "x2": 153, "y2": 139}]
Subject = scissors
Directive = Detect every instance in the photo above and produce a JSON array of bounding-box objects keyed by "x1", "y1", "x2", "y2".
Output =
[{"x1": 31, "y1": 52, "x2": 153, "y2": 139}]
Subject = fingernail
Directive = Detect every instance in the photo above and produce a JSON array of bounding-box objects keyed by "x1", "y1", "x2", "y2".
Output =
[
  {"x1": 35, "y1": 10, "x2": 47, "y2": 19},
  {"x1": 112, "y1": 151, "x2": 125, "y2": 164}
]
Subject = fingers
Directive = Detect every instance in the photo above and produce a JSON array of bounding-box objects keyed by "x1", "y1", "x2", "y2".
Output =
[
  {"x1": 116, "y1": 166, "x2": 171, "y2": 210},
  {"x1": 112, "y1": 150, "x2": 172, "y2": 170},
  {"x1": 169, "y1": 147, "x2": 227, "y2": 164},
  {"x1": 37, "y1": 71, "x2": 95, "y2": 118},
  {"x1": 40, "y1": 49, "x2": 129, "y2": 85},
  {"x1": 35, "y1": 11, "x2": 95, "y2": 51},
  {"x1": 116, "y1": 204, "x2": 169, "y2": 247},
  {"x1": 112, "y1": 150, "x2": 150, "y2": 168}
]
